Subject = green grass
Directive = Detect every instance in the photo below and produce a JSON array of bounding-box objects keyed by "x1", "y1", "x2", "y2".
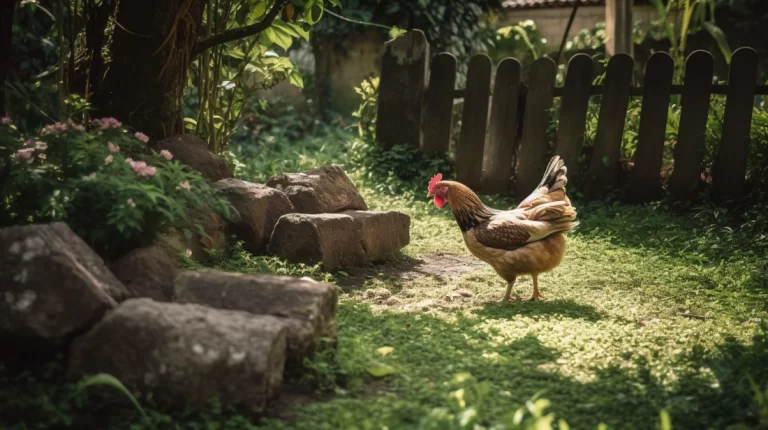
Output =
[{"x1": 2, "y1": 123, "x2": 768, "y2": 430}]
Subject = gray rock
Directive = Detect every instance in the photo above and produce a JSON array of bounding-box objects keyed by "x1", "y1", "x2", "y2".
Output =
[
  {"x1": 110, "y1": 245, "x2": 176, "y2": 302},
  {"x1": 174, "y1": 270, "x2": 338, "y2": 366},
  {"x1": 342, "y1": 210, "x2": 410, "y2": 261},
  {"x1": 155, "y1": 134, "x2": 233, "y2": 182},
  {"x1": 0, "y1": 223, "x2": 128, "y2": 355},
  {"x1": 266, "y1": 165, "x2": 368, "y2": 214},
  {"x1": 213, "y1": 179, "x2": 295, "y2": 254},
  {"x1": 67, "y1": 299, "x2": 287, "y2": 413},
  {"x1": 267, "y1": 213, "x2": 366, "y2": 270}
]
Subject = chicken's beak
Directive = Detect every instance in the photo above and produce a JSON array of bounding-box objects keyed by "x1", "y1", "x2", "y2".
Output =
[{"x1": 427, "y1": 191, "x2": 434, "y2": 198}]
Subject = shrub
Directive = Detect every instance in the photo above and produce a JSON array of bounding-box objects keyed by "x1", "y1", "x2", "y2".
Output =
[{"x1": 0, "y1": 115, "x2": 231, "y2": 260}]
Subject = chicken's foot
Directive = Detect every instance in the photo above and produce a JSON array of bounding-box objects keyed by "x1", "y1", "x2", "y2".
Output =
[
  {"x1": 500, "y1": 277, "x2": 517, "y2": 303},
  {"x1": 526, "y1": 274, "x2": 545, "y2": 301}
]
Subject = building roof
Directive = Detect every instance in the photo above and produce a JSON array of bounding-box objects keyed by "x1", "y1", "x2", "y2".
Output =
[{"x1": 503, "y1": 0, "x2": 646, "y2": 9}]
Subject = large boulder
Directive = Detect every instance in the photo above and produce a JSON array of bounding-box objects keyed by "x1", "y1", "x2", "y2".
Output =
[
  {"x1": 0, "y1": 223, "x2": 128, "y2": 355},
  {"x1": 67, "y1": 299, "x2": 287, "y2": 413},
  {"x1": 174, "y1": 270, "x2": 338, "y2": 366},
  {"x1": 158, "y1": 205, "x2": 229, "y2": 263},
  {"x1": 110, "y1": 245, "x2": 176, "y2": 302},
  {"x1": 343, "y1": 210, "x2": 410, "y2": 261},
  {"x1": 268, "y1": 213, "x2": 366, "y2": 270},
  {"x1": 266, "y1": 164, "x2": 368, "y2": 214},
  {"x1": 213, "y1": 179, "x2": 295, "y2": 254},
  {"x1": 155, "y1": 134, "x2": 233, "y2": 182}
]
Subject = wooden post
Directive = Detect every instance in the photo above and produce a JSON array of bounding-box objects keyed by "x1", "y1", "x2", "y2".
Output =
[
  {"x1": 555, "y1": 54, "x2": 593, "y2": 175},
  {"x1": 627, "y1": 52, "x2": 674, "y2": 203},
  {"x1": 375, "y1": 30, "x2": 429, "y2": 148},
  {"x1": 455, "y1": 54, "x2": 492, "y2": 191},
  {"x1": 516, "y1": 57, "x2": 557, "y2": 201},
  {"x1": 669, "y1": 51, "x2": 714, "y2": 201},
  {"x1": 422, "y1": 53, "x2": 457, "y2": 153},
  {"x1": 482, "y1": 58, "x2": 522, "y2": 195},
  {"x1": 605, "y1": 0, "x2": 633, "y2": 57}
]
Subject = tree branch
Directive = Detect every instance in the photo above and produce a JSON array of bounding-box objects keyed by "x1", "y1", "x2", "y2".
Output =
[{"x1": 194, "y1": 0, "x2": 287, "y2": 54}]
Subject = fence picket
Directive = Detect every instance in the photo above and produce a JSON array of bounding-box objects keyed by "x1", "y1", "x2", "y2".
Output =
[
  {"x1": 627, "y1": 52, "x2": 674, "y2": 203},
  {"x1": 669, "y1": 51, "x2": 714, "y2": 201},
  {"x1": 713, "y1": 47, "x2": 759, "y2": 201},
  {"x1": 375, "y1": 30, "x2": 429, "y2": 148},
  {"x1": 456, "y1": 54, "x2": 492, "y2": 190},
  {"x1": 555, "y1": 54, "x2": 593, "y2": 174},
  {"x1": 584, "y1": 54, "x2": 634, "y2": 200},
  {"x1": 515, "y1": 57, "x2": 557, "y2": 201},
  {"x1": 482, "y1": 58, "x2": 522, "y2": 194},
  {"x1": 423, "y1": 53, "x2": 458, "y2": 152}
]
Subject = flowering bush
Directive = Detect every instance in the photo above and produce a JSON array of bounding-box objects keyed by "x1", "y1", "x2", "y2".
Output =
[{"x1": 0, "y1": 117, "x2": 231, "y2": 260}]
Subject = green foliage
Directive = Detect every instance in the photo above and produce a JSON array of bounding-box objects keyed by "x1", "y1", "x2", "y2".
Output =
[
  {"x1": 312, "y1": 0, "x2": 501, "y2": 84},
  {"x1": 0, "y1": 111, "x2": 231, "y2": 260},
  {"x1": 351, "y1": 76, "x2": 379, "y2": 139},
  {"x1": 187, "y1": 0, "x2": 333, "y2": 154},
  {"x1": 77, "y1": 374, "x2": 154, "y2": 429},
  {"x1": 492, "y1": 20, "x2": 546, "y2": 63}
]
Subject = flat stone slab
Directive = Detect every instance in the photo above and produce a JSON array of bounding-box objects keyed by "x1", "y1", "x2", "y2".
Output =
[
  {"x1": 266, "y1": 164, "x2": 368, "y2": 214},
  {"x1": 213, "y1": 179, "x2": 295, "y2": 254},
  {"x1": 174, "y1": 270, "x2": 338, "y2": 366},
  {"x1": 67, "y1": 298, "x2": 287, "y2": 413},
  {"x1": 0, "y1": 222, "x2": 128, "y2": 355}
]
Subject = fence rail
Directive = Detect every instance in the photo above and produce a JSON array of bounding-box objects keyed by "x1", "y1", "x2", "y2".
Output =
[{"x1": 375, "y1": 29, "x2": 766, "y2": 202}]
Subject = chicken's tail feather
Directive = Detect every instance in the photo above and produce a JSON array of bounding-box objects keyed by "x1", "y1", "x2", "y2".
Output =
[{"x1": 536, "y1": 155, "x2": 568, "y2": 193}]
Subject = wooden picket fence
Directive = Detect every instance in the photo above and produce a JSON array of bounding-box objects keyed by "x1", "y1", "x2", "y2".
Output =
[{"x1": 375, "y1": 30, "x2": 768, "y2": 202}]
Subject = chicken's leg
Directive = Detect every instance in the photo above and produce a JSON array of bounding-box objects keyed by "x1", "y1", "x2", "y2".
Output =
[
  {"x1": 500, "y1": 276, "x2": 517, "y2": 302},
  {"x1": 526, "y1": 274, "x2": 545, "y2": 301}
]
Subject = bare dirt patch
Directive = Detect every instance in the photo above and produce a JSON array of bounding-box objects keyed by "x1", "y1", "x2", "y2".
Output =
[{"x1": 336, "y1": 253, "x2": 486, "y2": 289}]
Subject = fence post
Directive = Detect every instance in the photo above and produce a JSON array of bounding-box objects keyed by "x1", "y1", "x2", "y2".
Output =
[
  {"x1": 375, "y1": 30, "x2": 429, "y2": 148},
  {"x1": 584, "y1": 54, "x2": 634, "y2": 200},
  {"x1": 555, "y1": 54, "x2": 593, "y2": 175},
  {"x1": 669, "y1": 51, "x2": 714, "y2": 201},
  {"x1": 713, "y1": 47, "x2": 759, "y2": 201},
  {"x1": 482, "y1": 58, "x2": 522, "y2": 195},
  {"x1": 456, "y1": 54, "x2": 492, "y2": 191},
  {"x1": 516, "y1": 57, "x2": 557, "y2": 201},
  {"x1": 423, "y1": 53, "x2": 457, "y2": 153},
  {"x1": 627, "y1": 52, "x2": 674, "y2": 203}
]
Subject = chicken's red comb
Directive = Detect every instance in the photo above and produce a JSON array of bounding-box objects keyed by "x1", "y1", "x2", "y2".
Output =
[{"x1": 428, "y1": 173, "x2": 443, "y2": 192}]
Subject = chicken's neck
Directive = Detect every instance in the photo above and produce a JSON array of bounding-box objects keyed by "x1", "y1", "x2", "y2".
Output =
[{"x1": 447, "y1": 184, "x2": 495, "y2": 232}]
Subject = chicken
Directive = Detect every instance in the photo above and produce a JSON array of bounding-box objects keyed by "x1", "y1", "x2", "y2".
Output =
[{"x1": 426, "y1": 156, "x2": 579, "y2": 302}]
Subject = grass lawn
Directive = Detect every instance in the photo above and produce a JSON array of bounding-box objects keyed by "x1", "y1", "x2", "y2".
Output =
[{"x1": 2, "y1": 124, "x2": 767, "y2": 430}]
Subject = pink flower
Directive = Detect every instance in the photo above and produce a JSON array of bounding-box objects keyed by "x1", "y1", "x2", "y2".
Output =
[
  {"x1": 134, "y1": 132, "x2": 150, "y2": 143},
  {"x1": 15, "y1": 149, "x2": 34, "y2": 164},
  {"x1": 179, "y1": 180, "x2": 191, "y2": 190},
  {"x1": 66, "y1": 119, "x2": 85, "y2": 132},
  {"x1": 107, "y1": 142, "x2": 120, "y2": 153},
  {"x1": 160, "y1": 149, "x2": 173, "y2": 160},
  {"x1": 130, "y1": 160, "x2": 157, "y2": 177},
  {"x1": 41, "y1": 122, "x2": 68, "y2": 135},
  {"x1": 23, "y1": 139, "x2": 33, "y2": 147},
  {"x1": 34, "y1": 141, "x2": 47, "y2": 151},
  {"x1": 1, "y1": 117, "x2": 10, "y2": 125},
  {"x1": 126, "y1": 198, "x2": 136, "y2": 208},
  {"x1": 104, "y1": 154, "x2": 113, "y2": 165},
  {"x1": 185, "y1": 249, "x2": 192, "y2": 257},
  {"x1": 92, "y1": 117, "x2": 122, "y2": 130}
]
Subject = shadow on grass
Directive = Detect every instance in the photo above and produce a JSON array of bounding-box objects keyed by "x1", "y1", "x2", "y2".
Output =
[{"x1": 473, "y1": 299, "x2": 608, "y2": 323}]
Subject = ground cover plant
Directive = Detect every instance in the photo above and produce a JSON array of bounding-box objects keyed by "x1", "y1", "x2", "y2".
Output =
[{"x1": 2, "y1": 106, "x2": 767, "y2": 429}]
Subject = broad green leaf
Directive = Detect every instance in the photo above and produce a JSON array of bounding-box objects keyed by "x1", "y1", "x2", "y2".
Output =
[
  {"x1": 660, "y1": 409, "x2": 672, "y2": 430},
  {"x1": 304, "y1": 0, "x2": 324, "y2": 24},
  {"x1": 366, "y1": 361, "x2": 397, "y2": 377},
  {"x1": 702, "y1": 22, "x2": 732, "y2": 64},
  {"x1": 78, "y1": 374, "x2": 154, "y2": 429},
  {"x1": 288, "y1": 72, "x2": 304, "y2": 88}
]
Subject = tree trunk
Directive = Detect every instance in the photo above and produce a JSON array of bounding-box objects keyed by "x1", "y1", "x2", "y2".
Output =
[
  {"x1": 0, "y1": 0, "x2": 20, "y2": 118},
  {"x1": 89, "y1": 0, "x2": 205, "y2": 140}
]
